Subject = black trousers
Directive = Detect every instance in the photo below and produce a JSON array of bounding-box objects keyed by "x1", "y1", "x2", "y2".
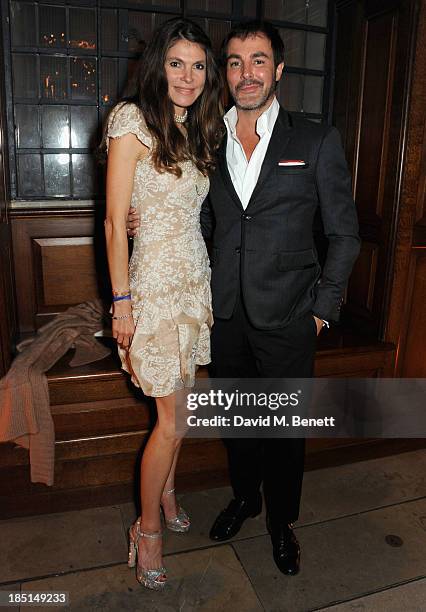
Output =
[{"x1": 211, "y1": 296, "x2": 317, "y2": 524}]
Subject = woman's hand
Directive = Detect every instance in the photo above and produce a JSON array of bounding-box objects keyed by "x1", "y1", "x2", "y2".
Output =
[
  {"x1": 126, "y1": 206, "x2": 141, "y2": 238},
  {"x1": 112, "y1": 301, "x2": 135, "y2": 349}
]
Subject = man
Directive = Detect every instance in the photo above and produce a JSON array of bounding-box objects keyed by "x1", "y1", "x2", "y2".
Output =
[{"x1": 128, "y1": 21, "x2": 360, "y2": 575}]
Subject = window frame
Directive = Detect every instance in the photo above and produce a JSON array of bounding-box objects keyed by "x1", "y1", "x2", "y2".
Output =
[{"x1": 1, "y1": 0, "x2": 336, "y2": 201}]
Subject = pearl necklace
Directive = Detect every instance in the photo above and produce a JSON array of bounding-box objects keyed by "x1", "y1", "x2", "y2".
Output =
[{"x1": 174, "y1": 110, "x2": 188, "y2": 123}]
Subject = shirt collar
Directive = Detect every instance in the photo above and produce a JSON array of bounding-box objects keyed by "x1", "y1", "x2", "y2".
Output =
[{"x1": 224, "y1": 97, "x2": 280, "y2": 139}]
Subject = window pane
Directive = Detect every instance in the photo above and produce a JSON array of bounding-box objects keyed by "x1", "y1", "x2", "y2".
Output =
[
  {"x1": 306, "y1": 32, "x2": 326, "y2": 71},
  {"x1": 101, "y1": 9, "x2": 118, "y2": 52},
  {"x1": 279, "y1": 73, "x2": 323, "y2": 114},
  {"x1": 303, "y1": 75, "x2": 323, "y2": 113},
  {"x1": 265, "y1": 0, "x2": 328, "y2": 27},
  {"x1": 153, "y1": 12, "x2": 180, "y2": 31},
  {"x1": 71, "y1": 106, "x2": 98, "y2": 148},
  {"x1": 101, "y1": 58, "x2": 118, "y2": 105},
  {"x1": 72, "y1": 154, "x2": 97, "y2": 196},
  {"x1": 13, "y1": 55, "x2": 38, "y2": 99},
  {"x1": 122, "y1": 59, "x2": 138, "y2": 98},
  {"x1": 129, "y1": 0, "x2": 179, "y2": 6},
  {"x1": 42, "y1": 106, "x2": 69, "y2": 148},
  {"x1": 207, "y1": 20, "x2": 231, "y2": 54},
  {"x1": 187, "y1": 0, "x2": 231, "y2": 14},
  {"x1": 307, "y1": 0, "x2": 328, "y2": 27},
  {"x1": 15, "y1": 105, "x2": 40, "y2": 148},
  {"x1": 40, "y1": 56, "x2": 68, "y2": 100},
  {"x1": 44, "y1": 154, "x2": 70, "y2": 196},
  {"x1": 70, "y1": 57, "x2": 97, "y2": 101},
  {"x1": 281, "y1": 29, "x2": 326, "y2": 71},
  {"x1": 243, "y1": 0, "x2": 257, "y2": 18},
  {"x1": 128, "y1": 11, "x2": 152, "y2": 53},
  {"x1": 18, "y1": 154, "x2": 42, "y2": 196},
  {"x1": 39, "y1": 5, "x2": 66, "y2": 48},
  {"x1": 69, "y1": 8, "x2": 96, "y2": 51},
  {"x1": 279, "y1": 73, "x2": 303, "y2": 112},
  {"x1": 11, "y1": 2, "x2": 37, "y2": 47}
]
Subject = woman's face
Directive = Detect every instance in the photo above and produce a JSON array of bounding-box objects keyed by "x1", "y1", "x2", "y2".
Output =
[{"x1": 164, "y1": 39, "x2": 207, "y2": 115}]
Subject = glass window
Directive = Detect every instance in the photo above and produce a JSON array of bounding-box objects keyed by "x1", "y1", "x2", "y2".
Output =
[
  {"x1": 265, "y1": 0, "x2": 327, "y2": 27},
  {"x1": 6, "y1": 0, "x2": 331, "y2": 200},
  {"x1": 39, "y1": 5, "x2": 66, "y2": 48},
  {"x1": 17, "y1": 154, "x2": 42, "y2": 197},
  {"x1": 101, "y1": 9, "x2": 118, "y2": 53},
  {"x1": 281, "y1": 29, "x2": 326, "y2": 71},
  {"x1": 70, "y1": 57, "x2": 97, "y2": 101},
  {"x1": 71, "y1": 106, "x2": 98, "y2": 149},
  {"x1": 187, "y1": 0, "x2": 232, "y2": 14},
  {"x1": 42, "y1": 106, "x2": 69, "y2": 148},
  {"x1": 279, "y1": 73, "x2": 324, "y2": 114},
  {"x1": 69, "y1": 8, "x2": 97, "y2": 51},
  {"x1": 13, "y1": 55, "x2": 38, "y2": 99},
  {"x1": 15, "y1": 106, "x2": 40, "y2": 148},
  {"x1": 11, "y1": 2, "x2": 37, "y2": 47},
  {"x1": 40, "y1": 56, "x2": 68, "y2": 101},
  {"x1": 44, "y1": 154, "x2": 70, "y2": 196}
]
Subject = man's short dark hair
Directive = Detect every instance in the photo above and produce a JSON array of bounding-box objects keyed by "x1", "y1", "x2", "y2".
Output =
[{"x1": 220, "y1": 21, "x2": 285, "y2": 69}]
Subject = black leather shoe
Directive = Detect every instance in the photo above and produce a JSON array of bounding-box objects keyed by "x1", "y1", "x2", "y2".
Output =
[
  {"x1": 267, "y1": 519, "x2": 301, "y2": 575},
  {"x1": 209, "y1": 496, "x2": 262, "y2": 541}
]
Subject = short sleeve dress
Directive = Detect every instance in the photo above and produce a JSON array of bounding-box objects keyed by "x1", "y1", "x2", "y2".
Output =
[{"x1": 106, "y1": 102, "x2": 212, "y2": 397}]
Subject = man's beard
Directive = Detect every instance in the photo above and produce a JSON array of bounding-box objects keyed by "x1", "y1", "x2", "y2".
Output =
[{"x1": 233, "y1": 79, "x2": 277, "y2": 111}]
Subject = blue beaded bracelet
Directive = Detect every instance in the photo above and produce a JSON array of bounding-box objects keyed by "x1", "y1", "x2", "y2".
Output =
[{"x1": 112, "y1": 294, "x2": 131, "y2": 302}]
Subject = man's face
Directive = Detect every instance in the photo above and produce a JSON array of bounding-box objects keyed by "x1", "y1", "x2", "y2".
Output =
[{"x1": 225, "y1": 33, "x2": 284, "y2": 111}]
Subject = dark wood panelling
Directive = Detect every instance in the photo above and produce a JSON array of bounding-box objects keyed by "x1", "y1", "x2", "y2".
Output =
[
  {"x1": 346, "y1": 242, "x2": 378, "y2": 314},
  {"x1": 335, "y1": 0, "x2": 419, "y2": 340},
  {"x1": 0, "y1": 330, "x2": 398, "y2": 518},
  {"x1": 33, "y1": 237, "x2": 99, "y2": 307},
  {"x1": 10, "y1": 211, "x2": 105, "y2": 331},
  {"x1": 400, "y1": 250, "x2": 426, "y2": 376},
  {"x1": 355, "y1": 11, "x2": 396, "y2": 221},
  {"x1": 385, "y1": 0, "x2": 426, "y2": 376}
]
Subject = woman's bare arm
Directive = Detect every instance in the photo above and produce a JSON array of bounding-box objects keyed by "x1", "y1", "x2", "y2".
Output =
[{"x1": 105, "y1": 133, "x2": 147, "y2": 348}]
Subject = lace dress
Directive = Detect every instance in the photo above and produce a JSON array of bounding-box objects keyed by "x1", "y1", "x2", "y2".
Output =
[{"x1": 106, "y1": 102, "x2": 212, "y2": 396}]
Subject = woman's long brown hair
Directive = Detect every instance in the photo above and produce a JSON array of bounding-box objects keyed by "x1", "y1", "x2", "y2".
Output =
[{"x1": 122, "y1": 18, "x2": 224, "y2": 177}]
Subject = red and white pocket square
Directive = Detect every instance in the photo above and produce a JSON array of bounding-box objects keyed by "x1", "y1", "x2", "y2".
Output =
[{"x1": 278, "y1": 159, "x2": 307, "y2": 167}]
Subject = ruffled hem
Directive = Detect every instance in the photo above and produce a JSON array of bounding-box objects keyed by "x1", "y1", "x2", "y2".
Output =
[{"x1": 118, "y1": 305, "x2": 212, "y2": 397}]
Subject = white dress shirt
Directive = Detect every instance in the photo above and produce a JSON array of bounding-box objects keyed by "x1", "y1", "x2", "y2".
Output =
[{"x1": 224, "y1": 97, "x2": 280, "y2": 210}]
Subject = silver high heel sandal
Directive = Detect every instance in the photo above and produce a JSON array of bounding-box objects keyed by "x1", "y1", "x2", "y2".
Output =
[
  {"x1": 128, "y1": 518, "x2": 167, "y2": 590},
  {"x1": 161, "y1": 488, "x2": 190, "y2": 533}
]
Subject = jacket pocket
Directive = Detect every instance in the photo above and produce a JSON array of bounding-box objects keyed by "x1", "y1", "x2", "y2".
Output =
[
  {"x1": 276, "y1": 165, "x2": 312, "y2": 176},
  {"x1": 276, "y1": 249, "x2": 316, "y2": 271}
]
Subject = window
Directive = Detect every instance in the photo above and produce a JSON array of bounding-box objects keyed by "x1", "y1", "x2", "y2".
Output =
[{"x1": 2, "y1": 0, "x2": 333, "y2": 200}]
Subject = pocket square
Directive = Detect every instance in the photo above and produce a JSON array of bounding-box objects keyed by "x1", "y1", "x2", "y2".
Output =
[{"x1": 278, "y1": 159, "x2": 307, "y2": 167}]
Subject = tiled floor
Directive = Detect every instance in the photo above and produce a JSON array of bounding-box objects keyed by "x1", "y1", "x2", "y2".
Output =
[{"x1": 1, "y1": 450, "x2": 426, "y2": 611}]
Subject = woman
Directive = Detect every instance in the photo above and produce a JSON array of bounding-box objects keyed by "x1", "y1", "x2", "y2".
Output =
[{"x1": 104, "y1": 18, "x2": 223, "y2": 590}]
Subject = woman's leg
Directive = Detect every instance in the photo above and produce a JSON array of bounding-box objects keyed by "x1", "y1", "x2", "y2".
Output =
[
  {"x1": 135, "y1": 392, "x2": 180, "y2": 572},
  {"x1": 160, "y1": 439, "x2": 186, "y2": 520}
]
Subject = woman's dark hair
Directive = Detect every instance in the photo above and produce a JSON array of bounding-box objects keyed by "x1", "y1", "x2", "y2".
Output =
[
  {"x1": 118, "y1": 18, "x2": 224, "y2": 177},
  {"x1": 220, "y1": 20, "x2": 285, "y2": 69}
]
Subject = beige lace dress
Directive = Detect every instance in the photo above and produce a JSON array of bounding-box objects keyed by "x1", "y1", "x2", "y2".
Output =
[{"x1": 106, "y1": 102, "x2": 212, "y2": 397}]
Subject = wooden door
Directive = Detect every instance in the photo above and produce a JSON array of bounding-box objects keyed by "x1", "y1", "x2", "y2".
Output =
[{"x1": 334, "y1": 0, "x2": 419, "y2": 339}]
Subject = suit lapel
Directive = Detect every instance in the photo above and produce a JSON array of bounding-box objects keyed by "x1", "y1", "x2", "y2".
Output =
[
  {"x1": 217, "y1": 107, "x2": 293, "y2": 213},
  {"x1": 246, "y1": 108, "x2": 292, "y2": 210},
  {"x1": 218, "y1": 137, "x2": 244, "y2": 212}
]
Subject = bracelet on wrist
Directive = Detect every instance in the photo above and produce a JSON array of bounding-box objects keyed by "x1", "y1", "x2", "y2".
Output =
[
  {"x1": 112, "y1": 288, "x2": 131, "y2": 297},
  {"x1": 112, "y1": 293, "x2": 131, "y2": 302},
  {"x1": 111, "y1": 312, "x2": 132, "y2": 320}
]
